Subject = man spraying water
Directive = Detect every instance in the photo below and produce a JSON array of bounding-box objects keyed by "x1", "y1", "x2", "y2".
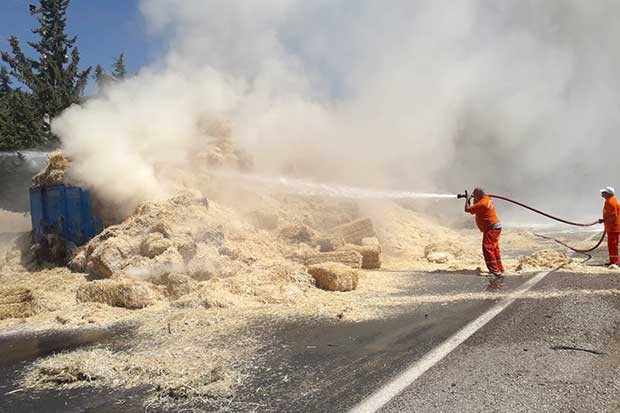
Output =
[
  {"x1": 599, "y1": 186, "x2": 620, "y2": 269},
  {"x1": 464, "y1": 188, "x2": 504, "y2": 276}
]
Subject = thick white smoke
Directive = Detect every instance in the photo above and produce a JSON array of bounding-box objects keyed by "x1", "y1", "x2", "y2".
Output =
[{"x1": 53, "y1": 0, "x2": 620, "y2": 220}]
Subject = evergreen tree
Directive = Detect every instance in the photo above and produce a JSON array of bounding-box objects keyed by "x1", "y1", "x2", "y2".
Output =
[
  {"x1": 0, "y1": 63, "x2": 42, "y2": 150},
  {"x1": 93, "y1": 53, "x2": 128, "y2": 92},
  {"x1": 0, "y1": 90, "x2": 42, "y2": 150},
  {"x1": 94, "y1": 64, "x2": 113, "y2": 89},
  {"x1": 0, "y1": 65, "x2": 14, "y2": 147},
  {"x1": 0, "y1": 66, "x2": 11, "y2": 95},
  {"x1": 112, "y1": 52, "x2": 126, "y2": 80},
  {"x1": 1, "y1": 0, "x2": 91, "y2": 143}
]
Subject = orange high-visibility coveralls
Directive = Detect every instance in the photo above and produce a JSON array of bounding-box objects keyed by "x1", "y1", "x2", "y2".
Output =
[
  {"x1": 603, "y1": 195, "x2": 620, "y2": 265},
  {"x1": 467, "y1": 195, "x2": 504, "y2": 274}
]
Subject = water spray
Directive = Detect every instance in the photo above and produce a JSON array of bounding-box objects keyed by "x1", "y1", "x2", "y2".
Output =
[
  {"x1": 217, "y1": 171, "x2": 605, "y2": 255},
  {"x1": 213, "y1": 170, "x2": 459, "y2": 200}
]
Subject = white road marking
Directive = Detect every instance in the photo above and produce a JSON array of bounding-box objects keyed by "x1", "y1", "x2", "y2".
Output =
[{"x1": 349, "y1": 271, "x2": 551, "y2": 413}]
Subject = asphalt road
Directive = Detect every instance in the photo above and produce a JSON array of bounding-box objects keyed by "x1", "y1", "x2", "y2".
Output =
[
  {"x1": 379, "y1": 272, "x2": 620, "y2": 413},
  {"x1": 1, "y1": 269, "x2": 619, "y2": 412},
  {"x1": 232, "y1": 269, "x2": 620, "y2": 413}
]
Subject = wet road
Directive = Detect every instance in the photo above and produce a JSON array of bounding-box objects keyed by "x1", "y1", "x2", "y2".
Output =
[
  {"x1": 379, "y1": 272, "x2": 620, "y2": 413},
  {"x1": 1, "y1": 269, "x2": 619, "y2": 412},
  {"x1": 232, "y1": 269, "x2": 620, "y2": 413}
]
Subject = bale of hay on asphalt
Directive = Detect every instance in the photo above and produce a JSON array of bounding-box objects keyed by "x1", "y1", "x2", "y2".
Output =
[
  {"x1": 76, "y1": 280, "x2": 156, "y2": 309},
  {"x1": 24, "y1": 348, "x2": 118, "y2": 387},
  {"x1": 424, "y1": 241, "x2": 464, "y2": 259},
  {"x1": 0, "y1": 286, "x2": 35, "y2": 319},
  {"x1": 308, "y1": 262, "x2": 359, "y2": 291},
  {"x1": 425, "y1": 251, "x2": 452, "y2": 264},
  {"x1": 340, "y1": 244, "x2": 382, "y2": 269},
  {"x1": 305, "y1": 250, "x2": 362, "y2": 268},
  {"x1": 516, "y1": 249, "x2": 572, "y2": 271},
  {"x1": 330, "y1": 218, "x2": 376, "y2": 245}
]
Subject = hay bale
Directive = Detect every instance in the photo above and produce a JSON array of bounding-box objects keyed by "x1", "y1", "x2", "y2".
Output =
[
  {"x1": 330, "y1": 218, "x2": 376, "y2": 245},
  {"x1": 152, "y1": 247, "x2": 185, "y2": 277},
  {"x1": 163, "y1": 273, "x2": 196, "y2": 299},
  {"x1": 140, "y1": 232, "x2": 172, "y2": 258},
  {"x1": 76, "y1": 280, "x2": 156, "y2": 309},
  {"x1": 247, "y1": 210, "x2": 279, "y2": 230},
  {"x1": 515, "y1": 249, "x2": 572, "y2": 272},
  {"x1": 426, "y1": 251, "x2": 452, "y2": 264},
  {"x1": 26, "y1": 349, "x2": 117, "y2": 386},
  {"x1": 316, "y1": 236, "x2": 344, "y2": 252},
  {"x1": 201, "y1": 289, "x2": 241, "y2": 309},
  {"x1": 193, "y1": 228, "x2": 225, "y2": 245},
  {"x1": 171, "y1": 288, "x2": 241, "y2": 309},
  {"x1": 86, "y1": 236, "x2": 134, "y2": 278},
  {"x1": 280, "y1": 224, "x2": 315, "y2": 243},
  {"x1": 68, "y1": 248, "x2": 87, "y2": 272},
  {"x1": 305, "y1": 250, "x2": 362, "y2": 269},
  {"x1": 150, "y1": 221, "x2": 174, "y2": 238},
  {"x1": 341, "y1": 244, "x2": 382, "y2": 269},
  {"x1": 308, "y1": 262, "x2": 359, "y2": 292},
  {"x1": 424, "y1": 241, "x2": 463, "y2": 264},
  {"x1": 361, "y1": 237, "x2": 380, "y2": 247},
  {"x1": 172, "y1": 235, "x2": 198, "y2": 262},
  {"x1": 424, "y1": 241, "x2": 464, "y2": 259},
  {"x1": 0, "y1": 287, "x2": 35, "y2": 320},
  {"x1": 31, "y1": 150, "x2": 71, "y2": 187},
  {"x1": 161, "y1": 364, "x2": 235, "y2": 400}
]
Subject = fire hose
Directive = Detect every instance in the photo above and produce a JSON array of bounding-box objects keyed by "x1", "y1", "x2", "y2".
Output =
[
  {"x1": 457, "y1": 191, "x2": 606, "y2": 261},
  {"x1": 532, "y1": 232, "x2": 606, "y2": 262}
]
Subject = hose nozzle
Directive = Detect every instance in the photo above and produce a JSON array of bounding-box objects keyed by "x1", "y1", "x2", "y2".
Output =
[{"x1": 456, "y1": 190, "x2": 468, "y2": 199}]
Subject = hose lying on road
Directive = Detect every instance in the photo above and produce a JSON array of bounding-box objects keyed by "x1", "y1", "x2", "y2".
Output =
[
  {"x1": 488, "y1": 194, "x2": 605, "y2": 260},
  {"x1": 534, "y1": 231, "x2": 606, "y2": 263}
]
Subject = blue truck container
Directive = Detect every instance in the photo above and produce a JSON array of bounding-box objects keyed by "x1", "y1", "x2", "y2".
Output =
[{"x1": 30, "y1": 184, "x2": 103, "y2": 247}]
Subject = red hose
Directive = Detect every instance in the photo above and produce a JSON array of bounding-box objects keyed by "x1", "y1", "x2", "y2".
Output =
[
  {"x1": 534, "y1": 231, "x2": 606, "y2": 263},
  {"x1": 488, "y1": 194, "x2": 599, "y2": 227}
]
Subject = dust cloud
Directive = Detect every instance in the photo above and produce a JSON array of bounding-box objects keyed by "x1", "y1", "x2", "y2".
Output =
[{"x1": 52, "y1": 1, "x2": 620, "y2": 221}]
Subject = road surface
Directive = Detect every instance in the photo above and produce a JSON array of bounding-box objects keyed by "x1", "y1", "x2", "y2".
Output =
[{"x1": 2, "y1": 265, "x2": 619, "y2": 412}]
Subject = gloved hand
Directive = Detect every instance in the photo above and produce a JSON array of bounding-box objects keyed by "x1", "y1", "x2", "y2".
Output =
[{"x1": 598, "y1": 218, "x2": 605, "y2": 224}]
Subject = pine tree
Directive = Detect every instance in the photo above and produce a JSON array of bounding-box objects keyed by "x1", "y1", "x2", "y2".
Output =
[
  {"x1": 93, "y1": 53, "x2": 128, "y2": 93},
  {"x1": 112, "y1": 52, "x2": 126, "y2": 80},
  {"x1": 0, "y1": 90, "x2": 42, "y2": 150},
  {"x1": 0, "y1": 65, "x2": 11, "y2": 95},
  {"x1": 94, "y1": 64, "x2": 112, "y2": 89},
  {"x1": 1, "y1": 0, "x2": 91, "y2": 142},
  {"x1": 0, "y1": 65, "x2": 14, "y2": 147},
  {"x1": 0, "y1": 63, "x2": 42, "y2": 149}
]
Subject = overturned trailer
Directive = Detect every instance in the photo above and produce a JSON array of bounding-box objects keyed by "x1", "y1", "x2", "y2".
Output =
[{"x1": 30, "y1": 184, "x2": 103, "y2": 262}]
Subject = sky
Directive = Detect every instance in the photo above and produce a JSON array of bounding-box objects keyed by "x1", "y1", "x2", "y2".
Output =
[{"x1": 0, "y1": 0, "x2": 160, "y2": 91}]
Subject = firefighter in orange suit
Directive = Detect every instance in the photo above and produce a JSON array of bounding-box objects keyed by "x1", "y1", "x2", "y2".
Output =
[
  {"x1": 465, "y1": 187, "x2": 504, "y2": 276},
  {"x1": 599, "y1": 186, "x2": 620, "y2": 269}
]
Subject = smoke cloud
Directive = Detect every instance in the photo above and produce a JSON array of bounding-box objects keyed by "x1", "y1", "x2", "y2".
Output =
[{"x1": 53, "y1": 0, "x2": 620, "y2": 220}]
